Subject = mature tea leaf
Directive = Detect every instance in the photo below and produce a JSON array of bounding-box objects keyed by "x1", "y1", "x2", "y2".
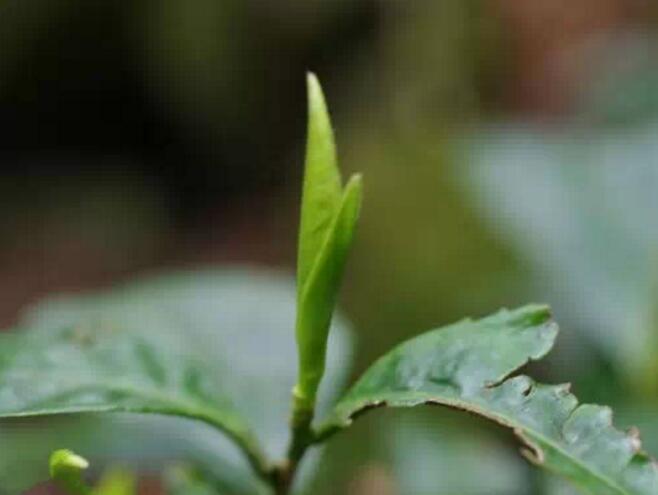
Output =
[
  {"x1": 0, "y1": 292, "x2": 263, "y2": 475},
  {"x1": 319, "y1": 305, "x2": 658, "y2": 494},
  {"x1": 0, "y1": 268, "x2": 354, "y2": 490}
]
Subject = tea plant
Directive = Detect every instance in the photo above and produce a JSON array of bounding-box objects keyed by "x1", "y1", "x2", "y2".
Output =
[{"x1": 0, "y1": 75, "x2": 656, "y2": 495}]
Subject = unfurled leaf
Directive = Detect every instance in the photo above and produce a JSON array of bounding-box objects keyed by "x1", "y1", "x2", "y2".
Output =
[
  {"x1": 294, "y1": 73, "x2": 362, "y2": 411},
  {"x1": 319, "y1": 305, "x2": 658, "y2": 494},
  {"x1": 50, "y1": 449, "x2": 92, "y2": 495},
  {"x1": 1, "y1": 293, "x2": 263, "y2": 477},
  {"x1": 0, "y1": 268, "x2": 354, "y2": 491}
]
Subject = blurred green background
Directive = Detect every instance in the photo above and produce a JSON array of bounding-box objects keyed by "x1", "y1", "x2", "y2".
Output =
[{"x1": 1, "y1": 1, "x2": 658, "y2": 494}]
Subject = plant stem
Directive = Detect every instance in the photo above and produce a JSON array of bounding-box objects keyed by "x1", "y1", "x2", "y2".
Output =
[
  {"x1": 271, "y1": 392, "x2": 317, "y2": 494},
  {"x1": 271, "y1": 461, "x2": 293, "y2": 495}
]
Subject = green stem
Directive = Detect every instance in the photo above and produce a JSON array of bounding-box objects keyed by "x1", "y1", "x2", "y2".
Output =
[
  {"x1": 270, "y1": 462, "x2": 293, "y2": 495},
  {"x1": 289, "y1": 390, "x2": 314, "y2": 461},
  {"x1": 270, "y1": 390, "x2": 317, "y2": 494}
]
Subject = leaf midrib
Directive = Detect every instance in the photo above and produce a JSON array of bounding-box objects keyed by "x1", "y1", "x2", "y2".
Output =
[{"x1": 0, "y1": 381, "x2": 269, "y2": 474}]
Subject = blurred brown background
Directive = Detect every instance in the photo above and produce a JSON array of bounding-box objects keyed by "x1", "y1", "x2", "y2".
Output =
[
  {"x1": 3, "y1": 0, "x2": 652, "y2": 324},
  {"x1": 2, "y1": 1, "x2": 658, "y2": 494}
]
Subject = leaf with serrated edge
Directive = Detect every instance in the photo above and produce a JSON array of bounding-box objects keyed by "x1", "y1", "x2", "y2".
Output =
[{"x1": 318, "y1": 305, "x2": 658, "y2": 495}]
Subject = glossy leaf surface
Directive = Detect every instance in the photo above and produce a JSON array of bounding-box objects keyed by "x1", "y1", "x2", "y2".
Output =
[{"x1": 320, "y1": 305, "x2": 658, "y2": 494}]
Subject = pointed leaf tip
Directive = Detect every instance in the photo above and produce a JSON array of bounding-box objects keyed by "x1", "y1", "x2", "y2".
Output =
[
  {"x1": 298, "y1": 72, "x2": 342, "y2": 293},
  {"x1": 306, "y1": 72, "x2": 325, "y2": 115},
  {"x1": 294, "y1": 74, "x2": 362, "y2": 414}
]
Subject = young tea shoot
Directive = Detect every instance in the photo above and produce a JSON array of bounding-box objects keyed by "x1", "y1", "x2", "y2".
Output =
[{"x1": 0, "y1": 75, "x2": 654, "y2": 495}]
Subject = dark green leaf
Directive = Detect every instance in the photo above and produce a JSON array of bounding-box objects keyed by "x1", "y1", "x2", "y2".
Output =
[
  {"x1": 0, "y1": 268, "x2": 354, "y2": 490},
  {"x1": 1, "y1": 292, "x2": 262, "y2": 475},
  {"x1": 319, "y1": 305, "x2": 658, "y2": 494}
]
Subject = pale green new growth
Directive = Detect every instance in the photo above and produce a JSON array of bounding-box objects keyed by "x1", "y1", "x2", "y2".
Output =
[
  {"x1": 0, "y1": 74, "x2": 655, "y2": 495},
  {"x1": 50, "y1": 449, "x2": 92, "y2": 495},
  {"x1": 297, "y1": 73, "x2": 342, "y2": 291},
  {"x1": 50, "y1": 450, "x2": 136, "y2": 495},
  {"x1": 293, "y1": 73, "x2": 362, "y2": 414}
]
